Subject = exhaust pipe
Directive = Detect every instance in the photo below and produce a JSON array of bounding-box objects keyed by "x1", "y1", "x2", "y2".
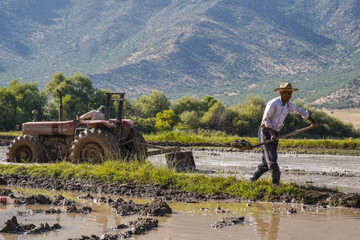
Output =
[{"x1": 57, "y1": 90, "x2": 63, "y2": 121}]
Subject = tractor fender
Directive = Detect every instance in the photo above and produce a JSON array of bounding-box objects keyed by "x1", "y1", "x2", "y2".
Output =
[{"x1": 121, "y1": 119, "x2": 137, "y2": 138}]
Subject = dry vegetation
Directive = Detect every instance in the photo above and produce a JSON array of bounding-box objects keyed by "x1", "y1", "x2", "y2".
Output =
[{"x1": 321, "y1": 108, "x2": 360, "y2": 129}]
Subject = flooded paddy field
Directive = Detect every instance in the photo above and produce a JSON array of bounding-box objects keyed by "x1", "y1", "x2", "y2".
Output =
[
  {"x1": 150, "y1": 149, "x2": 360, "y2": 193},
  {"x1": 0, "y1": 187, "x2": 359, "y2": 240}
]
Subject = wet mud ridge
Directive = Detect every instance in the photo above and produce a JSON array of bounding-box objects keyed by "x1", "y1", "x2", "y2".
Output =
[
  {"x1": 0, "y1": 216, "x2": 61, "y2": 234},
  {"x1": 0, "y1": 188, "x2": 169, "y2": 238},
  {"x1": 79, "y1": 193, "x2": 172, "y2": 216},
  {"x1": 69, "y1": 218, "x2": 159, "y2": 240},
  {"x1": 0, "y1": 189, "x2": 94, "y2": 236},
  {"x1": 1, "y1": 174, "x2": 360, "y2": 208},
  {"x1": 0, "y1": 174, "x2": 208, "y2": 203},
  {"x1": 211, "y1": 216, "x2": 245, "y2": 228}
]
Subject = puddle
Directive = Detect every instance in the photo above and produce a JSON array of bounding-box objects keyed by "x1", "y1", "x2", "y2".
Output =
[{"x1": 0, "y1": 187, "x2": 359, "y2": 239}]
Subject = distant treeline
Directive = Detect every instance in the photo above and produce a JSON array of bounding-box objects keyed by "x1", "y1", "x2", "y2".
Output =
[{"x1": 0, "y1": 73, "x2": 358, "y2": 138}]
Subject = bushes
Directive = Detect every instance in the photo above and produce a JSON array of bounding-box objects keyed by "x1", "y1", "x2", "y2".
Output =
[{"x1": 2, "y1": 73, "x2": 359, "y2": 138}]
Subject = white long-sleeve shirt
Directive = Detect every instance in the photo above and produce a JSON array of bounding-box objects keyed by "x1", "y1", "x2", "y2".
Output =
[
  {"x1": 261, "y1": 97, "x2": 309, "y2": 132},
  {"x1": 79, "y1": 110, "x2": 105, "y2": 120}
]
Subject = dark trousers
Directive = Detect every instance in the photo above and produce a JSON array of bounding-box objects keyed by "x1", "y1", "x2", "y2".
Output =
[{"x1": 250, "y1": 127, "x2": 281, "y2": 185}]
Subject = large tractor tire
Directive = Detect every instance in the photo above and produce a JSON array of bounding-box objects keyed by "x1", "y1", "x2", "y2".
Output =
[
  {"x1": 7, "y1": 135, "x2": 46, "y2": 163},
  {"x1": 69, "y1": 128, "x2": 119, "y2": 164},
  {"x1": 124, "y1": 129, "x2": 148, "y2": 161}
]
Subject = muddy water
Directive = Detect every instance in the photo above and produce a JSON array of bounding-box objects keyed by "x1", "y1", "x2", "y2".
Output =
[
  {"x1": 150, "y1": 150, "x2": 360, "y2": 193},
  {"x1": 0, "y1": 187, "x2": 360, "y2": 240}
]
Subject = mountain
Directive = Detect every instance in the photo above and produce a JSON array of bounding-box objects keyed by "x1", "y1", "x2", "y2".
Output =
[
  {"x1": 312, "y1": 77, "x2": 360, "y2": 108},
  {"x1": 1, "y1": 0, "x2": 360, "y2": 106}
]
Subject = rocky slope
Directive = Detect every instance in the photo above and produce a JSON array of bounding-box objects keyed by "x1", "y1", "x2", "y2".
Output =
[{"x1": 0, "y1": 0, "x2": 360, "y2": 104}]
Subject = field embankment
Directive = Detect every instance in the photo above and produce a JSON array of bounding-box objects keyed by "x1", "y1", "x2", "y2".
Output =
[{"x1": 0, "y1": 161, "x2": 359, "y2": 208}]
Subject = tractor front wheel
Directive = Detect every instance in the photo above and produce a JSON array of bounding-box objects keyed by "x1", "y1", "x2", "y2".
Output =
[
  {"x1": 7, "y1": 135, "x2": 46, "y2": 163},
  {"x1": 69, "y1": 129, "x2": 119, "y2": 164}
]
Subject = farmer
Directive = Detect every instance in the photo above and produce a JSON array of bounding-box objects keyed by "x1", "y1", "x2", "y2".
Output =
[
  {"x1": 78, "y1": 105, "x2": 106, "y2": 121},
  {"x1": 249, "y1": 82, "x2": 318, "y2": 185}
]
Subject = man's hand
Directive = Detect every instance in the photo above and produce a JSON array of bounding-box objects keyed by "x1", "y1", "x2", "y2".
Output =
[
  {"x1": 270, "y1": 135, "x2": 277, "y2": 142},
  {"x1": 266, "y1": 127, "x2": 277, "y2": 142}
]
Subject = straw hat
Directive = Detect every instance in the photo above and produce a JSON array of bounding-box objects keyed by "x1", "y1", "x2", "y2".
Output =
[{"x1": 274, "y1": 82, "x2": 298, "y2": 92}]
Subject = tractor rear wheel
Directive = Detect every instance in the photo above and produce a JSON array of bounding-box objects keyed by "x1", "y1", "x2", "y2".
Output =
[
  {"x1": 69, "y1": 129, "x2": 119, "y2": 164},
  {"x1": 7, "y1": 135, "x2": 46, "y2": 163}
]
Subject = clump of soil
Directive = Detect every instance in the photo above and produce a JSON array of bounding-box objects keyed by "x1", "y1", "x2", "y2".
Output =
[
  {"x1": 0, "y1": 216, "x2": 61, "y2": 234},
  {"x1": 66, "y1": 203, "x2": 92, "y2": 214},
  {"x1": 230, "y1": 139, "x2": 253, "y2": 150},
  {"x1": 211, "y1": 216, "x2": 245, "y2": 228},
  {"x1": 16, "y1": 208, "x2": 62, "y2": 216},
  {"x1": 0, "y1": 188, "x2": 14, "y2": 197},
  {"x1": 52, "y1": 194, "x2": 76, "y2": 206},
  {"x1": 0, "y1": 136, "x2": 14, "y2": 146},
  {"x1": 69, "y1": 217, "x2": 158, "y2": 240},
  {"x1": 110, "y1": 197, "x2": 172, "y2": 216},
  {"x1": 16, "y1": 194, "x2": 52, "y2": 205}
]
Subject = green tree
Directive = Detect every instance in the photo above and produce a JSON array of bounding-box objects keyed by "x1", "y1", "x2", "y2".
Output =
[
  {"x1": 135, "y1": 117, "x2": 156, "y2": 134},
  {"x1": 201, "y1": 95, "x2": 219, "y2": 112},
  {"x1": 44, "y1": 73, "x2": 108, "y2": 120},
  {"x1": 7, "y1": 80, "x2": 47, "y2": 125},
  {"x1": 171, "y1": 96, "x2": 205, "y2": 115},
  {"x1": 176, "y1": 111, "x2": 201, "y2": 130},
  {"x1": 230, "y1": 95, "x2": 265, "y2": 136},
  {"x1": 200, "y1": 102, "x2": 235, "y2": 133},
  {"x1": 155, "y1": 109, "x2": 180, "y2": 131},
  {"x1": 137, "y1": 91, "x2": 170, "y2": 118},
  {"x1": 0, "y1": 87, "x2": 16, "y2": 131}
]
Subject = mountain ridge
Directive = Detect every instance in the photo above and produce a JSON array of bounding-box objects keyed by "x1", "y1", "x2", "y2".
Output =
[{"x1": 1, "y1": 0, "x2": 360, "y2": 106}]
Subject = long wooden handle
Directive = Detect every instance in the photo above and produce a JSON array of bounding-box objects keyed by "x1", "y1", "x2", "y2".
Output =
[{"x1": 251, "y1": 125, "x2": 314, "y2": 149}]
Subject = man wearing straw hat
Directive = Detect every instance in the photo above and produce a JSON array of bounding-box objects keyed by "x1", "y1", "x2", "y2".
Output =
[{"x1": 249, "y1": 82, "x2": 318, "y2": 186}]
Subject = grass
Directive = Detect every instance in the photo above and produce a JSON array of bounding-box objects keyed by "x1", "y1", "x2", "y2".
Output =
[
  {"x1": 144, "y1": 130, "x2": 360, "y2": 151},
  {"x1": 0, "y1": 131, "x2": 21, "y2": 137},
  {"x1": 2, "y1": 130, "x2": 360, "y2": 154},
  {"x1": 0, "y1": 159, "x2": 339, "y2": 202}
]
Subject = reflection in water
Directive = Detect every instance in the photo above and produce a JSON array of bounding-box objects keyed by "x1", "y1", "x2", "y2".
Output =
[{"x1": 253, "y1": 213, "x2": 280, "y2": 240}]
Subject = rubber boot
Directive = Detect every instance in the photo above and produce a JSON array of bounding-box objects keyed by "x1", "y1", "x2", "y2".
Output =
[
  {"x1": 249, "y1": 168, "x2": 267, "y2": 183},
  {"x1": 272, "y1": 170, "x2": 281, "y2": 186}
]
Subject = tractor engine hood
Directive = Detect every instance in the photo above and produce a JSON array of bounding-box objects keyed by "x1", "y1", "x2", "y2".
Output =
[{"x1": 22, "y1": 120, "x2": 77, "y2": 137}]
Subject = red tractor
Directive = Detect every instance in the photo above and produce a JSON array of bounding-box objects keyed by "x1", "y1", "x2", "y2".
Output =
[{"x1": 6, "y1": 92, "x2": 147, "y2": 163}]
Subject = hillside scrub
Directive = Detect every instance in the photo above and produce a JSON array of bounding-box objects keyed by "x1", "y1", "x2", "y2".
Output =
[{"x1": 0, "y1": 161, "x2": 359, "y2": 208}]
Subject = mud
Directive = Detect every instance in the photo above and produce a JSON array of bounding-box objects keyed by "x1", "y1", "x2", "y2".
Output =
[
  {"x1": 66, "y1": 203, "x2": 92, "y2": 214},
  {"x1": 69, "y1": 217, "x2": 158, "y2": 240},
  {"x1": 0, "y1": 136, "x2": 14, "y2": 146},
  {"x1": 0, "y1": 216, "x2": 61, "y2": 234},
  {"x1": 211, "y1": 216, "x2": 245, "y2": 228},
  {"x1": 1, "y1": 174, "x2": 360, "y2": 208},
  {"x1": 230, "y1": 139, "x2": 253, "y2": 150},
  {"x1": 15, "y1": 208, "x2": 62, "y2": 216}
]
